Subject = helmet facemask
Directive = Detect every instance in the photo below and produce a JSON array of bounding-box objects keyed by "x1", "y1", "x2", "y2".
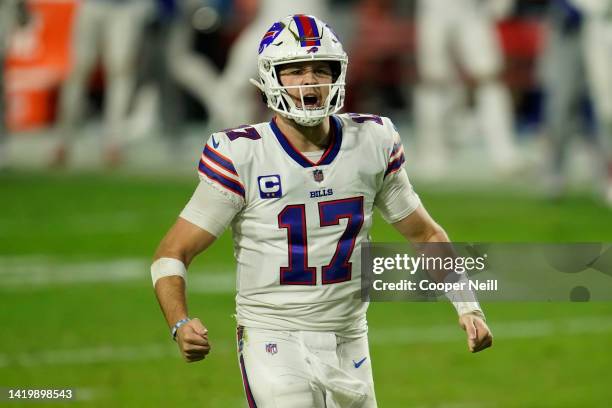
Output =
[
  {"x1": 271, "y1": 59, "x2": 346, "y2": 127},
  {"x1": 250, "y1": 15, "x2": 348, "y2": 127}
]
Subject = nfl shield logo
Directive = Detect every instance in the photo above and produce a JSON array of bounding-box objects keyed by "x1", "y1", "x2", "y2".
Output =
[
  {"x1": 265, "y1": 343, "x2": 278, "y2": 355},
  {"x1": 313, "y1": 169, "x2": 324, "y2": 183}
]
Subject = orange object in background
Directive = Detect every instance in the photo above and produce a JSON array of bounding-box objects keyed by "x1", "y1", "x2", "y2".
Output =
[{"x1": 4, "y1": 0, "x2": 78, "y2": 132}]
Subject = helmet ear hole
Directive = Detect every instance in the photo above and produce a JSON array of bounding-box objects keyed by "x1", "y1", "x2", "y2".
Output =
[
  {"x1": 274, "y1": 66, "x2": 284, "y2": 86},
  {"x1": 330, "y1": 61, "x2": 342, "y2": 83}
]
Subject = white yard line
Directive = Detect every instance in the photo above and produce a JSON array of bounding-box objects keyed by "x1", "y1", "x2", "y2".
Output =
[
  {"x1": 370, "y1": 316, "x2": 612, "y2": 344},
  {"x1": 1, "y1": 317, "x2": 611, "y2": 368},
  {"x1": 3, "y1": 265, "x2": 144, "y2": 285},
  {"x1": 0, "y1": 344, "x2": 176, "y2": 369},
  {"x1": 0, "y1": 258, "x2": 147, "y2": 286},
  {"x1": 0, "y1": 257, "x2": 234, "y2": 291}
]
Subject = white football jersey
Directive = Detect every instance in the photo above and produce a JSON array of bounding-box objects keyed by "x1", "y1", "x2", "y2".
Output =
[{"x1": 193, "y1": 113, "x2": 419, "y2": 337}]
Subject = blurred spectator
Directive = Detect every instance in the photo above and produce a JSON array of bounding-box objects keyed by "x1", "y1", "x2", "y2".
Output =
[
  {"x1": 414, "y1": 0, "x2": 520, "y2": 178},
  {"x1": 345, "y1": 0, "x2": 414, "y2": 115},
  {"x1": 539, "y1": 0, "x2": 589, "y2": 198},
  {"x1": 53, "y1": 0, "x2": 153, "y2": 167},
  {"x1": 0, "y1": 0, "x2": 29, "y2": 169},
  {"x1": 134, "y1": 0, "x2": 183, "y2": 140},
  {"x1": 164, "y1": 0, "x2": 230, "y2": 128},
  {"x1": 571, "y1": 0, "x2": 612, "y2": 205},
  {"x1": 135, "y1": 0, "x2": 223, "y2": 141}
]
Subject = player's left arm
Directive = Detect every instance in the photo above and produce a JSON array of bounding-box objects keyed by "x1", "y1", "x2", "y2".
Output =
[
  {"x1": 374, "y1": 166, "x2": 492, "y2": 353},
  {"x1": 391, "y1": 204, "x2": 493, "y2": 353},
  {"x1": 374, "y1": 119, "x2": 491, "y2": 352}
]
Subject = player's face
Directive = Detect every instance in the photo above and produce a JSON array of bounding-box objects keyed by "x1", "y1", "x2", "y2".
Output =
[{"x1": 278, "y1": 61, "x2": 333, "y2": 110}]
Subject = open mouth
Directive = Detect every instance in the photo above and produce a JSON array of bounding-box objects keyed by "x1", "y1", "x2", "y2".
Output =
[{"x1": 301, "y1": 94, "x2": 320, "y2": 109}]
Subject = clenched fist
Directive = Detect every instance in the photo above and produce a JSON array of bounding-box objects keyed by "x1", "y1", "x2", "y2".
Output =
[
  {"x1": 176, "y1": 318, "x2": 211, "y2": 362},
  {"x1": 459, "y1": 312, "x2": 493, "y2": 353}
]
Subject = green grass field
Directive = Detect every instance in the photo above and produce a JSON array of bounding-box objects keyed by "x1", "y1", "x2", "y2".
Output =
[{"x1": 1, "y1": 171, "x2": 611, "y2": 407}]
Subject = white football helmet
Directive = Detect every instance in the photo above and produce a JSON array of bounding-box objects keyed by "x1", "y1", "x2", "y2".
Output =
[{"x1": 250, "y1": 15, "x2": 348, "y2": 127}]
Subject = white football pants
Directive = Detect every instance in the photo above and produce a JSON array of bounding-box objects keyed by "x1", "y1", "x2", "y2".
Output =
[{"x1": 237, "y1": 326, "x2": 377, "y2": 408}]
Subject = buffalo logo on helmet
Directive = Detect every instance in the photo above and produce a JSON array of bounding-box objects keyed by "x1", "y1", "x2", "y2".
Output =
[{"x1": 259, "y1": 22, "x2": 285, "y2": 54}]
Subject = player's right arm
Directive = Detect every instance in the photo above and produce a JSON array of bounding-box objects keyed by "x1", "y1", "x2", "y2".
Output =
[
  {"x1": 153, "y1": 218, "x2": 216, "y2": 363},
  {"x1": 152, "y1": 132, "x2": 246, "y2": 362}
]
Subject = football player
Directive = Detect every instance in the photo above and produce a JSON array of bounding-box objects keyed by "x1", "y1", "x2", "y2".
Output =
[
  {"x1": 152, "y1": 14, "x2": 493, "y2": 407},
  {"x1": 414, "y1": 0, "x2": 519, "y2": 177},
  {"x1": 52, "y1": 0, "x2": 153, "y2": 167},
  {"x1": 540, "y1": 0, "x2": 588, "y2": 199},
  {"x1": 570, "y1": 0, "x2": 612, "y2": 205}
]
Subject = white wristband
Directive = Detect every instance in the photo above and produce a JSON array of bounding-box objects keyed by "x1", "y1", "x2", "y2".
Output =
[
  {"x1": 449, "y1": 297, "x2": 483, "y2": 317},
  {"x1": 151, "y1": 257, "x2": 187, "y2": 287},
  {"x1": 444, "y1": 272, "x2": 483, "y2": 317}
]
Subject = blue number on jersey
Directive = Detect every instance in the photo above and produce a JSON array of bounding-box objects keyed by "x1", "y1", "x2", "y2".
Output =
[
  {"x1": 348, "y1": 113, "x2": 383, "y2": 125},
  {"x1": 224, "y1": 125, "x2": 262, "y2": 141},
  {"x1": 278, "y1": 197, "x2": 365, "y2": 285},
  {"x1": 319, "y1": 197, "x2": 364, "y2": 284},
  {"x1": 278, "y1": 205, "x2": 317, "y2": 284}
]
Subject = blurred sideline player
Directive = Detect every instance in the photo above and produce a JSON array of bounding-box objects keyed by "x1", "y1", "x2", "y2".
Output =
[
  {"x1": 52, "y1": 0, "x2": 153, "y2": 167},
  {"x1": 0, "y1": 0, "x2": 29, "y2": 170},
  {"x1": 161, "y1": 0, "x2": 228, "y2": 125},
  {"x1": 571, "y1": 0, "x2": 612, "y2": 205},
  {"x1": 415, "y1": 0, "x2": 519, "y2": 177},
  {"x1": 152, "y1": 14, "x2": 492, "y2": 407},
  {"x1": 539, "y1": 0, "x2": 588, "y2": 199}
]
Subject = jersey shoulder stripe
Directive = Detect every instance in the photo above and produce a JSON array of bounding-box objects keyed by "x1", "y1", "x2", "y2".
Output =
[
  {"x1": 198, "y1": 158, "x2": 246, "y2": 197},
  {"x1": 390, "y1": 141, "x2": 402, "y2": 158},
  {"x1": 385, "y1": 140, "x2": 405, "y2": 177},
  {"x1": 203, "y1": 144, "x2": 238, "y2": 176},
  {"x1": 385, "y1": 153, "x2": 405, "y2": 177},
  {"x1": 197, "y1": 124, "x2": 265, "y2": 199},
  {"x1": 211, "y1": 122, "x2": 269, "y2": 168}
]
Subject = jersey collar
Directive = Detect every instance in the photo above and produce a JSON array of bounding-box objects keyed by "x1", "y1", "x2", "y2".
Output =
[{"x1": 270, "y1": 115, "x2": 343, "y2": 168}]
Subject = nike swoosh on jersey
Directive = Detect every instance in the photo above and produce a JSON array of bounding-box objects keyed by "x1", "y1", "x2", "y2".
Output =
[
  {"x1": 211, "y1": 135, "x2": 220, "y2": 149},
  {"x1": 352, "y1": 357, "x2": 367, "y2": 368}
]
